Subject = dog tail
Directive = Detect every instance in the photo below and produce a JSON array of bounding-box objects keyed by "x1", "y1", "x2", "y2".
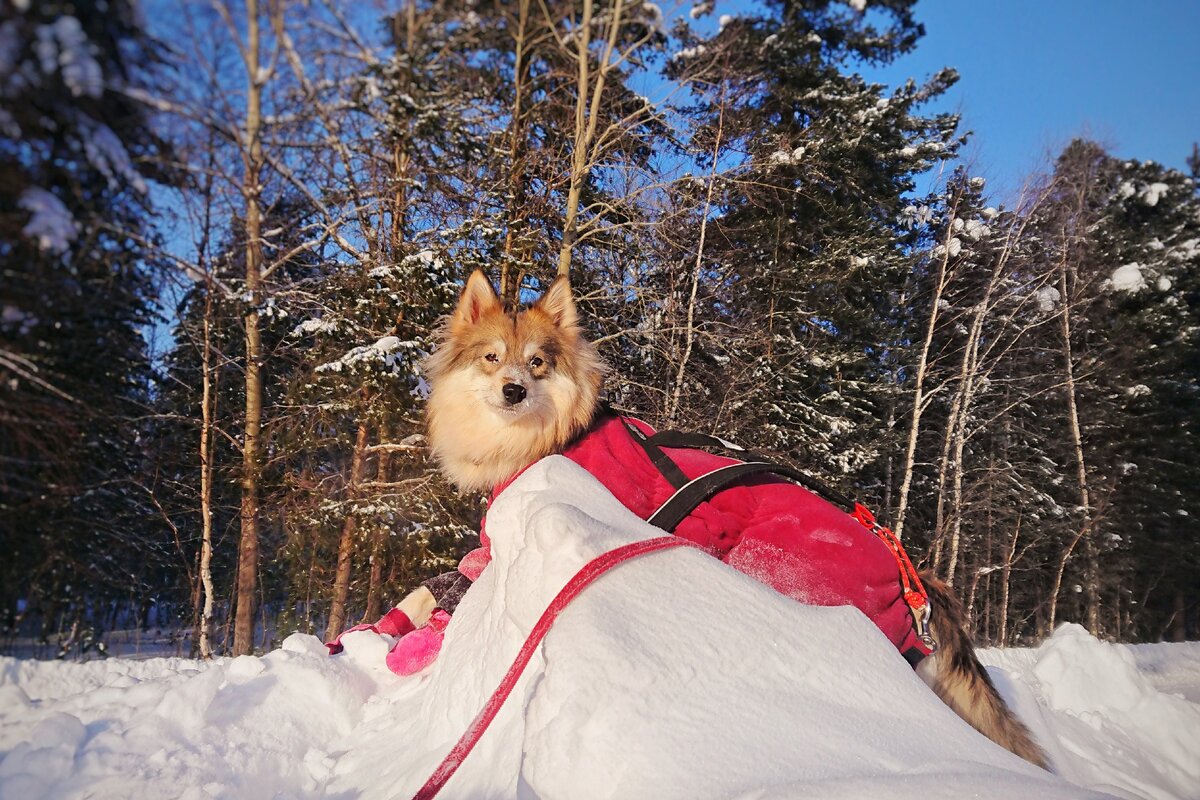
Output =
[{"x1": 917, "y1": 573, "x2": 1051, "y2": 770}]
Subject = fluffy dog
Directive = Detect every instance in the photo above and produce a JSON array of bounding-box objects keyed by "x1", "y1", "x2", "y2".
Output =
[{"x1": 396, "y1": 270, "x2": 1048, "y2": 770}]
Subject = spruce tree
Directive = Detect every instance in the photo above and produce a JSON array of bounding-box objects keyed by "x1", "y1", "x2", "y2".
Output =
[
  {"x1": 0, "y1": 0, "x2": 173, "y2": 649},
  {"x1": 662, "y1": 0, "x2": 961, "y2": 493}
]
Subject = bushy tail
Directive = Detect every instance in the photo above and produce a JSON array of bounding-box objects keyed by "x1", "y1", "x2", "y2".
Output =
[{"x1": 917, "y1": 574, "x2": 1051, "y2": 770}]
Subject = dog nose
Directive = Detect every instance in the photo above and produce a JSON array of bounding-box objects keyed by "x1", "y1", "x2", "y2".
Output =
[{"x1": 502, "y1": 383, "x2": 527, "y2": 405}]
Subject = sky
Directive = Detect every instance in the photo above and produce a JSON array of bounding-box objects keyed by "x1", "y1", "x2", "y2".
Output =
[{"x1": 862, "y1": 0, "x2": 1200, "y2": 201}]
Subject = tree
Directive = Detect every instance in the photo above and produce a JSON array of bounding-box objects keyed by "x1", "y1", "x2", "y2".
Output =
[
  {"x1": 660, "y1": 0, "x2": 961, "y2": 491},
  {"x1": 0, "y1": 0, "x2": 175, "y2": 650}
]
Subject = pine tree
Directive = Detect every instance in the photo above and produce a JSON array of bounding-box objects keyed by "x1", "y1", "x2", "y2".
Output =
[
  {"x1": 659, "y1": 0, "x2": 961, "y2": 492},
  {"x1": 0, "y1": 1, "x2": 174, "y2": 650},
  {"x1": 1086, "y1": 153, "x2": 1200, "y2": 640}
]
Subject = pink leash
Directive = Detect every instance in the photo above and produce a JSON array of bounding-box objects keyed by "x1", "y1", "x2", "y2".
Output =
[{"x1": 411, "y1": 535, "x2": 698, "y2": 800}]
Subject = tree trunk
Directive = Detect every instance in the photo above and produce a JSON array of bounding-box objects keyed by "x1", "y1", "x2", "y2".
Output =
[
  {"x1": 557, "y1": 0, "x2": 627, "y2": 278},
  {"x1": 929, "y1": 387, "x2": 963, "y2": 572},
  {"x1": 363, "y1": 422, "x2": 394, "y2": 623},
  {"x1": 668, "y1": 85, "x2": 725, "y2": 425},
  {"x1": 895, "y1": 235, "x2": 954, "y2": 540},
  {"x1": 325, "y1": 416, "x2": 372, "y2": 641},
  {"x1": 1171, "y1": 591, "x2": 1186, "y2": 642},
  {"x1": 233, "y1": 0, "x2": 266, "y2": 656},
  {"x1": 1047, "y1": 258, "x2": 1098, "y2": 634},
  {"x1": 999, "y1": 516, "x2": 1020, "y2": 646},
  {"x1": 198, "y1": 281, "x2": 217, "y2": 658},
  {"x1": 500, "y1": 0, "x2": 534, "y2": 303},
  {"x1": 966, "y1": 568, "x2": 981, "y2": 635}
]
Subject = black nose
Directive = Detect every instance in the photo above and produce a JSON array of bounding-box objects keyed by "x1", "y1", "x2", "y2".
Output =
[{"x1": 502, "y1": 383, "x2": 527, "y2": 405}]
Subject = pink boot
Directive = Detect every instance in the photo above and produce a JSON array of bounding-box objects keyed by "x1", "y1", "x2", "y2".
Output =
[
  {"x1": 386, "y1": 609, "x2": 451, "y2": 675},
  {"x1": 325, "y1": 607, "x2": 416, "y2": 655}
]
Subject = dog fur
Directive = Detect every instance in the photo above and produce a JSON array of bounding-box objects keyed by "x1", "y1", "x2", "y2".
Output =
[
  {"x1": 422, "y1": 270, "x2": 1049, "y2": 770},
  {"x1": 424, "y1": 270, "x2": 605, "y2": 493}
]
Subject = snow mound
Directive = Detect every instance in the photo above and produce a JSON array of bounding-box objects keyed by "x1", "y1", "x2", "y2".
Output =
[
  {"x1": 981, "y1": 626, "x2": 1200, "y2": 800},
  {"x1": 2, "y1": 457, "x2": 1196, "y2": 799}
]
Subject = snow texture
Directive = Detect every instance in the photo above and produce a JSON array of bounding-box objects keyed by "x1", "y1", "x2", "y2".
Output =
[
  {"x1": 290, "y1": 318, "x2": 339, "y2": 338},
  {"x1": 1138, "y1": 182, "x2": 1169, "y2": 207},
  {"x1": 34, "y1": 16, "x2": 103, "y2": 99},
  {"x1": 2, "y1": 458, "x2": 1198, "y2": 799},
  {"x1": 1111, "y1": 263, "x2": 1148, "y2": 293},
  {"x1": 18, "y1": 187, "x2": 77, "y2": 254},
  {"x1": 315, "y1": 335, "x2": 416, "y2": 373},
  {"x1": 1038, "y1": 285, "x2": 1062, "y2": 312},
  {"x1": 768, "y1": 146, "x2": 806, "y2": 166},
  {"x1": 83, "y1": 121, "x2": 148, "y2": 195}
]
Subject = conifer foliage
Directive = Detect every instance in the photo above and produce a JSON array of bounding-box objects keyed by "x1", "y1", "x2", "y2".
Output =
[{"x1": 1, "y1": 0, "x2": 172, "y2": 653}]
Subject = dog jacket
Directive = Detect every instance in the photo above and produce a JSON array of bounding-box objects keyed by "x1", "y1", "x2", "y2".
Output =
[{"x1": 423, "y1": 413, "x2": 926, "y2": 661}]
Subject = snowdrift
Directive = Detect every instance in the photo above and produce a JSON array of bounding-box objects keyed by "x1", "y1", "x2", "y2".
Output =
[{"x1": 1, "y1": 456, "x2": 1197, "y2": 799}]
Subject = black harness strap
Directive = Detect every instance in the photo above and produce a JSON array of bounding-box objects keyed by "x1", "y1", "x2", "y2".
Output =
[
  {"x1": 618, "y1": 415, "x2": 690, "y2": 490},
  {"x1": 645, "y1": 430, "x2": 752, "y2": 456},
  {"x1": 648, "y1": 462, "x2": 793, "y2": 533},
  {"x1": 645, "y1": 457, "x2": 866, "y2": 535},
  {"x1": 645, "y1": 429, "x2": 858, "y2": 514}
]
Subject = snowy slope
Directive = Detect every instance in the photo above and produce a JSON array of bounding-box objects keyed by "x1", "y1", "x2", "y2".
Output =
[{"x1": 1, "y1": 456, "x2": 1197, "y2": 800}]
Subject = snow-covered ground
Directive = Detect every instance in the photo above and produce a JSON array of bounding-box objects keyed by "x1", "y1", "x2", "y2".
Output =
[{"x1": 2, "y1": 457, "x2": 1198, "y2": 800}]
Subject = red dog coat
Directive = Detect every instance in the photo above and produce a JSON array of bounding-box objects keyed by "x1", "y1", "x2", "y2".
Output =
[{"x1": 443, "y1": 414, "x2": 925, "y2": 660}]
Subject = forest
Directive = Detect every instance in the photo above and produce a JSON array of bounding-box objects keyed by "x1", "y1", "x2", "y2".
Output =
[{"x1": 1, "y1": 0, "x2": 1197, "y2": 660}]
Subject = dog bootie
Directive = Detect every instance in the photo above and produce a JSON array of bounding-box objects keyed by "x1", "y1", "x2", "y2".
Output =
[
  {"x1": 386, "y1": 609, "x2": 451, "y2": 675},
  {"x1": 325, "y1": 607, "x2": 416, "y2": 655}
]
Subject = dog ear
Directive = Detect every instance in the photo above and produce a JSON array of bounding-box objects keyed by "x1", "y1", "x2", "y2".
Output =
[
  {"x1": 454, "y1": 270, "x2": 501, "y2": 325},
  {"x1": 533, "y1": 276, "x2": 578, "y2": 329}
]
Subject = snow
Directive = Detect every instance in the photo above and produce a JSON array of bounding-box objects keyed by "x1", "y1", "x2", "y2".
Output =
[
  {"x1": 1038, "y1": 285, "x2": 1062, "y2": 312},
  {"x1": 964, "y1": 218, "x2": 990, "y2": 240},
  {"x1": 933, "y1": 236, "x2": 963, "y2": 258},
  {"x1": 639, "y1": 2, "x2": 664, "y2": 31},
  {"x1": 768, "y1": 146, "x2": 806, "y2": 166},
  {"x1": 290, "y1": 318, "x2": 339, "y2": 338},
  {"x1": 315, "y1": 335, "x2": 414, "y2": 373},
  {"x1": 18, "y1": 187, "x2": 77, "y2": 254},
  {"x1": 83, "y1": 121, "x2": 148, "y2": 194},
  {"x1": 978, "y1": 630, "x2": 1200, "y2": 800},
  {"x1": 1139, "y1": 182, "x2": 1170, "y2": 207},
  {"x1": 900, "y1": 204, "x2": 934, "y2": 229},
  {"x1": 1111, "y1": 263, "x2": 1148, "y2": 293},
  {"x1": 670, "y1": 43, "x2": 707, "y2": 62},
  {"x1": 34, "y1": 16, "x2": 103, "y2": 98},
  {"x1": 2, "y1": 457, "x2": 1198, "y2": 799}
]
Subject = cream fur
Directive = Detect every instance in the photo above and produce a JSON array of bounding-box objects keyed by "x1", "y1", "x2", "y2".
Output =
[{"x1": 425, "y1": 273, "x2": 604, "y2": 492}]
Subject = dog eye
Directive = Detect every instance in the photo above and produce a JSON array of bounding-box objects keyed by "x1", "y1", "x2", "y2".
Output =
[
  {"x1": 484, "y1": 353, "x2": 499, "y2": 363},
  {"x1": 529, "y1": 356, "x2": 544, "y2": 368}
]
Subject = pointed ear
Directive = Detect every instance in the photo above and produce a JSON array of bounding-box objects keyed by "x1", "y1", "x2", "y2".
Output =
[
  {"x1": 453, "y1": 270, "x2": 501, "y2": 326},
  {"x1": 532, "y1": 276, "x2": 578, "y2": 329}
]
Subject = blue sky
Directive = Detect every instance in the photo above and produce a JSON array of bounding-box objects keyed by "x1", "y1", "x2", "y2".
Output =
[{"x1": 862, "y1": 0, "x2": 1200, "y2": 201}]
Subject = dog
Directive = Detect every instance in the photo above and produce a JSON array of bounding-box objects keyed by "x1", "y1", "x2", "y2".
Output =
[{"x1": 396, "y1": 270, "x2": 1048, "y2": 770}]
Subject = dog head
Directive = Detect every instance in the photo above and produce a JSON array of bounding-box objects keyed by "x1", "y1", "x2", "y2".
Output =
[{"x1": 424, "y1": 270, "x2": 605, "y2": 491}]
